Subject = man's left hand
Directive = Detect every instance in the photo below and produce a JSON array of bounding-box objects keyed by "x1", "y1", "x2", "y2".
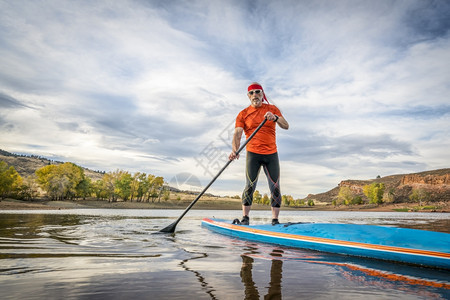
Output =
[{"x1": 264, "y1": 112, "x2": 278, "y2": 122}]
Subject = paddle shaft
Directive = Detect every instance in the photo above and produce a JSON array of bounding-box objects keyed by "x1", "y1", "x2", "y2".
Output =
[{"x1": 158, "y1": 118, "x2": 268, "y2": 233}]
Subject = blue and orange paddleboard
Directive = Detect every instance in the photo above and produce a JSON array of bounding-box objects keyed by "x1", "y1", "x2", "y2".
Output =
[{"x1": 201, "y1": 218, "x2": 450, "y2": 269}]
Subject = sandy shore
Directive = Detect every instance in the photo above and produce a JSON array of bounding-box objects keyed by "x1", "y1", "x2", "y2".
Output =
[{"x1": 0, "y1": 198, "x2": 448, "y2": 212}]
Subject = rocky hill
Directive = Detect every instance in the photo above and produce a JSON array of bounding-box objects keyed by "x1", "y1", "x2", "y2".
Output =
[
  {"x1": 305, "y1": 168, "x2": 450, "y2": 203},
  {"x1": 0, "y1": 149, "x2": 104, "y2": 181}
]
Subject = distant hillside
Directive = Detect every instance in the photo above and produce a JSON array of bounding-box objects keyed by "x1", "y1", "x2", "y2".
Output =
[
  {"x1": 0, "y1": 149, "x2": 216, "y2": 197},
  {"x1": 0, "y1": 149, "x2": 104, "y2": 181},
  {"x1": 2, "y1": 149, "x2": 449, "y2": 203},
  {"x1": 305, "y1": 168, "x2": 450, "y2": 203}
]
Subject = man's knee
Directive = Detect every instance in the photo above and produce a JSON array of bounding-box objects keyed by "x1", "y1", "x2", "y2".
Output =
[
  {"x1": 271, "y1": 201, "x2": 281, "y2": 208},
  {"x1": 242, "y1": 187, "x2": 254, "y2": 206},
  {"x1": 270, "y1": 189, "x2": 281, "y2": 207}
]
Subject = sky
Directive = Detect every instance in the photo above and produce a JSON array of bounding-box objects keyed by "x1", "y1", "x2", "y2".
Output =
[{"x1": 0, "y1": 0, "x2": 449, "y2": 198}]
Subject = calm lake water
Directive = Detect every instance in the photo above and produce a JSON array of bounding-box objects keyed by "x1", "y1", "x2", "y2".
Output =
[{"x1": 0, "y1": 209, "x2": 449, "y2": 299}]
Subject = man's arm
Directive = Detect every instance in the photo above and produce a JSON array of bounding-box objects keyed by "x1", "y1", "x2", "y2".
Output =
[
  {"x1": 229, "y1": 127, "x2": 243, "y2": 160},
  {"x1": 277, "y1": 115, "x2": 289, "y2": 130}
]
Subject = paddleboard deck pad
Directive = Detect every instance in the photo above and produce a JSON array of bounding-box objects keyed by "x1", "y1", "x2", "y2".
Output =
[{"x1": 202, "y1": 218, "x2": 450, "y2": 269}]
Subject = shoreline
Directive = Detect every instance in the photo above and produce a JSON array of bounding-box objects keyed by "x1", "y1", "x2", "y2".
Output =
[{"x1": 0, "y1": 198, "x2": 448, "y2": 213}]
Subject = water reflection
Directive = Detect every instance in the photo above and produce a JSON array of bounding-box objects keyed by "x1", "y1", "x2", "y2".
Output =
[
  {"x1": 179, "y1": 252, "x2": 218, "y2": 300},
  {"x1": 0, "y1": 214, "x2": 84, "y2": 239},
  {"x1": 307, "y1": 259, "x2": 450, "y2": 298},
  {"x1": 236, "y1": 242, "x2": 450, "y2": 299},
  {"x1": 1, "y1": 210, "x2": 449, "y2": 299},
  {"x1": 240, "y1": 247, "x2": 283, "y2": 300}
]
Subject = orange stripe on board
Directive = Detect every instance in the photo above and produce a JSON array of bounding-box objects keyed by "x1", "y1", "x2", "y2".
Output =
[{"x1": 205, "y1": 219, "x2": 450, "y2": 260}]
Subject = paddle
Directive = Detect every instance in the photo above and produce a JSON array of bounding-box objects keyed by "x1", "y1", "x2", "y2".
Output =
[{"x1": 158, "y1": 118, "x2": 268, "y2": 233}]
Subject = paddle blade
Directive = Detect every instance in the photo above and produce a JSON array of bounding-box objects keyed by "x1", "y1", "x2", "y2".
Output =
[{"x1": 158, "y1": 222, "x2": 177, "y2": 233}]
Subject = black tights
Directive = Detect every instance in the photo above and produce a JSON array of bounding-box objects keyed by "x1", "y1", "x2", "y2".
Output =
[{"x1": 242, "y1": 151, "x2": 281, "y2": 208}]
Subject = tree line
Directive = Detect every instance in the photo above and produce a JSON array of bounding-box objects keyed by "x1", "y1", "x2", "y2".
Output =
[
  {"x1": 0, "y1": 161, "x2": 168, "y2": 202},
  {"x1": 333, "y1": 182, "x2": 431, "y2": 206},
  {"x1": 250, "y1": 190, "x2": 315, "y2": 207},
  {"x1": 2, "y1": 159, "x2": 433, "y2": 206},
  {"x1": 2, "y1": 159, "x2": 307, "y2": 205}
]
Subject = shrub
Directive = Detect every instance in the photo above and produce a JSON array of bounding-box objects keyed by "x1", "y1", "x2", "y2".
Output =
[{"x1": 363, "y1": 183, "x2": 385, "y2": 204}]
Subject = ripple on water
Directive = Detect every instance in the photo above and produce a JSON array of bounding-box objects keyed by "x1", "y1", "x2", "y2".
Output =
[{"x1": 0, "y1": 210, "x2": 449, "y2": 300}]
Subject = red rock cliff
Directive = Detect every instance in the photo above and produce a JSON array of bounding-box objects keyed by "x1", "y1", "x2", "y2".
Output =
[{"x1": 400, "y1": 174, "x2": 450, "y2": 186}]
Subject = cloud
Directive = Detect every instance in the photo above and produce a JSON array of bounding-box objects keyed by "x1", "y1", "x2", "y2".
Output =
[
  {"x1": 0, "y1": 0, "x2": 449, "y2": 198},
  {"x1": 0, "y1": 92, "x2": 29, "y2": 109}
]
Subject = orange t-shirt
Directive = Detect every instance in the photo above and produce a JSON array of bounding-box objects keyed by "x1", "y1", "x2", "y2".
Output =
[{"x1": 235, "y1": 103, "x2": 282, "y2": 154}]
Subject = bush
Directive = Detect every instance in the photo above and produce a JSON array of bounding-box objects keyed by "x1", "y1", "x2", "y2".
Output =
[
  {"x1": 337, "y1": 186, "x2": 363, "y2": 205},
  {"x1": 363, "y1": 183, "x2": 385, "y2": 204},
  {"x1": 351, "y1": 196, "x2": 363, "y2": 205},
  {"x1": 337, "y1": 186, "x2": 354, "y2": 205},
  {"x1": 409, "y1": 189, "x2": 430, "y2": 205}
]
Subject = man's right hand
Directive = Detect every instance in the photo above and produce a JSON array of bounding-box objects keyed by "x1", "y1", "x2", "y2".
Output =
[{"x1": 229, "y1": 151, "x2": 240, "y2": 161}]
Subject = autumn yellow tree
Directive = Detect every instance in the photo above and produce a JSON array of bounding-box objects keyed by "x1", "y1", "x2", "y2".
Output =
[
  {"x1": 35, "y1": 162, "x2": 86, "y2": 200},
  {"x1": 94, "y1": 170, "x2": 166, "y2": 202},
  {"x1": 262, "y1": 193, "x2": 270, "y2": 205},
  {"x1": 363, "y1": 183, "x2": 385, "y2": 204},
  {"x1": 253, "y1": 190, "x2": 262, "y2": 204},
  {"x1": 0, "y1": 161, "x2": 23, "y2": 199},
  {"x1": 151, "y1": 176, "x2": 165, "y2": 202},
  {"x1": 20, "y1": 175, "x2": 40, "y2": 200},
  {"x1": 282, "y1": 195, "x2": 294, "y2": 206}
]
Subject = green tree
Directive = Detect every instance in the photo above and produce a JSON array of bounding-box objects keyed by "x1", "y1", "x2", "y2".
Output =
[
  {"x1": 59, "y1": 162, "x2": 84, "y2": 199},
  {"x1": 0, "y1": 161, "x2": 23, "y2": 199},
  {"x1": 36, "y1": 164, "x2": 58, "y2": 199},
  {"x1": 262, "y1": 193, "x2": 270, "y2": 205},
  {"x1": 143, "y1": 174, "x2": 156, "y2": 202},
  {"x1": 337, "y1": 186, "x2": 363, "y2": 205},
  {"x1": 102, "y1": 171, "x2": 118, "y2": 202},
  {"x1": 76, "y1": 177, "x2": 92, "y2": 199},
  {"x1": 337, "y1": 186, "x2": 354, "y2": 205},
  {"x1": 351, "y1": 195, "x2": 363, "y2": 205},
  {"x1": 151, "y1": 176, "x2": 165, "y2": 202},
  {"x1": 35, "y1": 162, "x2": 85, "y2": 200},
  {"x1": 282, "y1": 195, "x2": 294, "y2": 206},
  {"x1": 409, "y1": 189, "x2": 430, "y2": 206},
  {"x1": 114, "y1": 170, "x2": 133, "y2": 201},
  {"x1": 130, "y1": 172, "x2": 144, "y2": 201},
  {"x1": 295, "y1": 199, "x2": 305, "y2": 207},
  {"x1": 35, "y1": 163, "x2": 73, "y2": 200},
  {"x1": 136, "y1": 173, "x2": 149, "y2": 201},
  {"x1": 363, "y1": 183, "x2": 385, "y2": 204},
  {"x1": 19, "y1": 175, "x2": 40, "y2": 200},
  {"x1": 97, "y1": 170, "x2": 134, "y2": 202},
  {"x1": 253, "y1": 190, "x2": 262, "y2": 204},
  {"x1": 93, "y1": 179, "x2": 108, "y2": 200}
]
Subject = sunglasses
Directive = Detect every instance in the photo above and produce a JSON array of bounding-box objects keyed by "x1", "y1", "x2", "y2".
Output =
[{"x1": 248, "y1": 89, "x2": 262, "y2": 95}]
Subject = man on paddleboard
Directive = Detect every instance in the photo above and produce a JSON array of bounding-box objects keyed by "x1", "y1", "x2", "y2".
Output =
[{"x1": 229, "y1": 82, "x2": 289, "y2": 225}]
